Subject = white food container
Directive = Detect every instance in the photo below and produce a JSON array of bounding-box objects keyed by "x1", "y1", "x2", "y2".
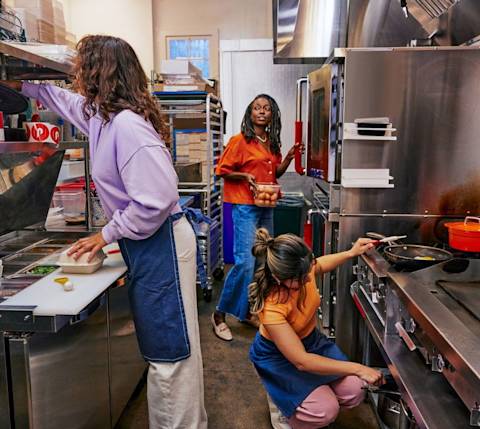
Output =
[{"x1": 57, "y1": 249, "x2": 106, "y2": 274}]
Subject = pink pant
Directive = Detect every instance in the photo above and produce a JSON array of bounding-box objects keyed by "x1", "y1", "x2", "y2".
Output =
[{"x1": 288, "y1": 376, "x2": 365, "y2": 429}]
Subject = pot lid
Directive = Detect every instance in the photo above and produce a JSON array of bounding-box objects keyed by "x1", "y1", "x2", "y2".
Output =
[
  {"x1": 0, "y1": 83, "x2": 29, "y2": 114},
  {"x1": 445, "y1": 217, "x2": 480, "y2": 232}
]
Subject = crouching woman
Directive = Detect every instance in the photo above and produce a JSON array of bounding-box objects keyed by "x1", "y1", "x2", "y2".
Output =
[{"x1": 249, "y1": 229, "x2": 384, "y2": 429}]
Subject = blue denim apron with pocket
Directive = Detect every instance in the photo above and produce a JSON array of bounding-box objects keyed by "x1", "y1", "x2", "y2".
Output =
[
  {"x1": 118, "y1": 209, "x2": 208, "y2": 362},
  {"x1": 249, "y1": 328, "x2": 348, "y2": 418}
]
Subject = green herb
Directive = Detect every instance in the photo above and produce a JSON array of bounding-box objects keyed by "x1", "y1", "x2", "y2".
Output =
[{"x1": 28, "y1": 266, "x2": 58, "y2": 275}]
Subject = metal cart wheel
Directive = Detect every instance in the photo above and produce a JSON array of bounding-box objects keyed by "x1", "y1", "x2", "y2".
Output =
[
  {"x1": 212, "y1": 267, "x2": 225, "y2": 281},
  {"x1": 203, "y1": 288, "x2": 213, "y2": 302}
]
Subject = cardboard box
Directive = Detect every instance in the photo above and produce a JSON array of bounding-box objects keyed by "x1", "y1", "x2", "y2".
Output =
[
  {"x1": 14, "y1": 8, "x2": 38, "y2": 41},
  {"x1": 172, "y1": 118, "x2": 206, "y2": 130},
  {"x1": 153, "y1": 83, "x2": 215, "y2": 94},
  {"x1": 15, "y1": 0, "x2": 54, "y2": 23},
  {"x1": 160, "y1": 59, "x2": 202, "y2": 76},
  {"x1": 65, "y1": 31, "x2": 77, "y2": 49},
  {"x1": 37, "y1": 19, "x2": 55, "y2": 43}
]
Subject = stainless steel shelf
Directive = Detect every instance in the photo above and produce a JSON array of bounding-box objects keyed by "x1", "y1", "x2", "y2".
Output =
[
  {"x1": 0, "y1": 141, "x2": 87, "y2": 154},
  {"x1": 0, "y1": 41, "x2": 73, "y2": 80},
  {"x1": 155, "y1": 92, "x2": 225, "y2": 289}
]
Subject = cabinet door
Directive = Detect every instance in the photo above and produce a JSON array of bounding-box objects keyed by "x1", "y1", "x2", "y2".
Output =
[
  {"x1": 108, "y1": 282, "x2": 146, "y2": 426},
  {"x1": 9, "y1": 295, "x2": 110, "y2": 429}
]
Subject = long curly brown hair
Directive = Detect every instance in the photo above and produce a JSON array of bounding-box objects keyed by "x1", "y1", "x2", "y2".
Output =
[{"x1": 73, "y1": 35, "x2": 169, "y2": 140}]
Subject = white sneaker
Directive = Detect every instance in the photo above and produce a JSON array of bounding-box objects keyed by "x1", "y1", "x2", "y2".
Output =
[
  {"x1": 211, "y1": 313, "x2": 233, "y2": 341},
  {"x1": 267, "y1": 394, "x2": 292, "y2": 429}
]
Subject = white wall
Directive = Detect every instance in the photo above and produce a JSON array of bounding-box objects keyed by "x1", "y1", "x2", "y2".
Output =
[
  {"x1": 60, "y1": 0, "x2": 154, "y2": 74},
  {"x1": 152, "y1": 0, "x2": 272, "y2": 78}
]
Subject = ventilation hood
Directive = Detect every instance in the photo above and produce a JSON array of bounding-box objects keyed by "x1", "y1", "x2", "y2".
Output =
[{"x1": 273, "y1": 0, "x2": 480, "y2": 63}]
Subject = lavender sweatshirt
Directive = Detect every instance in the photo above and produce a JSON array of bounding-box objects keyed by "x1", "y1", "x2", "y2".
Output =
[{"x1": 22, "y1": 83, "x2": 181, "y2": 243}]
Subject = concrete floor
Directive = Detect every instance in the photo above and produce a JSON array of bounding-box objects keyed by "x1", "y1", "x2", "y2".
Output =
[{"x1": 116, "y1": 281, "x2": 379, "y2": 429}]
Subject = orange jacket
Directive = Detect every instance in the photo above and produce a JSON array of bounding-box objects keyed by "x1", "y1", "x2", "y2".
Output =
[{"x1": 216, "y1": 133, "x2": 282, "y2": 205}]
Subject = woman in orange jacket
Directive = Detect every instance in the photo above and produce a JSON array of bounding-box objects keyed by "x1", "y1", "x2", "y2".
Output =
[{"x1": 211, "y1": 94, "x2": 301, "y2": 340}]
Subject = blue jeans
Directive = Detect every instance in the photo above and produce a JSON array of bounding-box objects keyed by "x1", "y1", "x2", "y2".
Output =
[{"x1": 217, "y1": 204, "x2": 274, "y2": 321}]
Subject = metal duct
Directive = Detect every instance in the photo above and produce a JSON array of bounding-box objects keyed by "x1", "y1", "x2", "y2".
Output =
[
  {"x1": 273, "y1": 0, "x2": 348, "y2": 63},
  {"x1": 273, "y1": 0, "x2": 480, "y2": 63}
]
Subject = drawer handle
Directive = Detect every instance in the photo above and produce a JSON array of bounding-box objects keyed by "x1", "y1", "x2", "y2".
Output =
[{"x1": 395, "y1": 322, "x2": 417, "y2": 351}]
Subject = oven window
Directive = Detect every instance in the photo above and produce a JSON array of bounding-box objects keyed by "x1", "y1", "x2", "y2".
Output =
[{"x1": 312, "y1": 88, "x2": 326, "y2": 158}]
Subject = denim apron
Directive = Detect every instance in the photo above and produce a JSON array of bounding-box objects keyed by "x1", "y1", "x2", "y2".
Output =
[
  {"x1": 249, "y1": 328, "x2": 348, "y2": 418},
  {"x1": 118, "y1": 208, "x2": 208, "y2": 362}
]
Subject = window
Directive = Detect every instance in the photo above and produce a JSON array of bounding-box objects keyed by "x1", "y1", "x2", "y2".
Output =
[{"x1": 167, "y1": 36, "x2": 211, "y2": 78}]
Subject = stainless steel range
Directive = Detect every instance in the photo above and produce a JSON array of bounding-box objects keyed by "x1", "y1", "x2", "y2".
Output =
[{"x1": 352, "y1": 250, "x2": 480, "y2": 428}]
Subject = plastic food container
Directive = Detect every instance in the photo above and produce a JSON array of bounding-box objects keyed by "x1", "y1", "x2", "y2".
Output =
[
  {"x1": 57, "y1": 249, "x2": 106, "y2": 274},
  {"x1": 52, "y1": 190, "x2": 85, "y2": 217},
  {"x1": 254, "y1": 183, "x2": 281, "y2": 208}
]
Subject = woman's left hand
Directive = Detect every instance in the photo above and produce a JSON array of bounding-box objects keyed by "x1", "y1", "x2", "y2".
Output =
[
  {"x1": 348, "y1": 238, "x2": 375, "y2": 258},
  {"x1": 67, "y1": 232, "x2": 107, "y2": 261},
  {"x1": 286, "y1": 142, "x2": 305, "y2": 162}
]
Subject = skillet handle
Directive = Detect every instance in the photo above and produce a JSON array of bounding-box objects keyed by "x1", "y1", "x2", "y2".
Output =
[
  {"x1": 464, "y1": 217, "x2": 480, "y2": 225},
  {"x1": 366, "y1": 232, "x2": 394, "y2": 246},
  {"x1": 366, "y1": 232, "x2": 385, "y2": 240}
]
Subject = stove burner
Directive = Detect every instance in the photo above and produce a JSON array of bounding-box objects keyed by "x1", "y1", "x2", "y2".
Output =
[{"x1": 441, "y1": 258, "x2": 470, "y2": 273}]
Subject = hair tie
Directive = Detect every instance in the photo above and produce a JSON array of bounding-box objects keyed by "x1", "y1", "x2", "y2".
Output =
[{"x1": 267, "y1": 238, "x2": 274, "y2": 247}]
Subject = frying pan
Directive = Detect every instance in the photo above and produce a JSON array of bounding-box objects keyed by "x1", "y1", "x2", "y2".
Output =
[
  {"x1": 383, "y1": 244, "x2": 453, "y2": 270},
  {"x1": 367, "y1": 232, "x2": 453, "y2": 270}
]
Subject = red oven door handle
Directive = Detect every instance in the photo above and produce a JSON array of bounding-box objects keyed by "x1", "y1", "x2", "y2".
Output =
[{"x1": 294, "y1": 120, "x2": 305, "y2": 175}]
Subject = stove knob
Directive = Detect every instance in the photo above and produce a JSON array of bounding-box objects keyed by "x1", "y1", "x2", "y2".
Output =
[
  {"x1": 432, "y1": 354, "x2": 445, "y2": 372},
  {"x1": 405, "y1": 317, "x2": 416, "y2": 333}
]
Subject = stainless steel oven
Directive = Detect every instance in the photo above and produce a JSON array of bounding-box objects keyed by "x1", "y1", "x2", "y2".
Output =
[{"x1": 307, "y1": 63, "x2": 342, "y2": 182}]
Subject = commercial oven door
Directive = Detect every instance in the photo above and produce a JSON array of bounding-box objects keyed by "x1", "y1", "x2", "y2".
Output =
[
  {"x1": 108, "y1": 279, "x2": 146, "y2": 426},
  {"x1": 307, "y1": 64, "x2": 341, "y2": 181},
  {"x1": 7, "y1": 294, "x2": 110, "y2": 429}
]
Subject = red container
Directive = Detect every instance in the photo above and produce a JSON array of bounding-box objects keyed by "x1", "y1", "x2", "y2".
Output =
[{"x1": 444, "y1": 217, "x2": 480, "y2": 252}]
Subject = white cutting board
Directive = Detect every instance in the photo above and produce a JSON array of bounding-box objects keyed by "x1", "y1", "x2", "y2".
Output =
[{"x1": 0, "y1": 244, "x2": 127, "y2": 316}]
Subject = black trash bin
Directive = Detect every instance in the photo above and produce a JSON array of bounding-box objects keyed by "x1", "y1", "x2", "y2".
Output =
[{"x1": 273, "y1": 192, "x2": 306, "y2": 237}]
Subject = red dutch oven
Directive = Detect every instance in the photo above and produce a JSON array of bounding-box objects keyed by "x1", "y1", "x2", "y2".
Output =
[{"x1": 444, "y1": 216, "x2": 480, "y2": 252}]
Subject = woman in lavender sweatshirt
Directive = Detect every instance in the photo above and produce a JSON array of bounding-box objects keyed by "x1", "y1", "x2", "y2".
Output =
[{"x1": 12, "y1": 35, "x2": 207, "y2": 428}]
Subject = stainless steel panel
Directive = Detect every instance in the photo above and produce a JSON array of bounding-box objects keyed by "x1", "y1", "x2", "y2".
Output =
[
  {"x1": 352, "y1": 284, "x2": 473, "y2": 428},
  {"x1": 9, "y1": 296, "x2": 111, "y2": 429},
  {"x1": 347, "y1": 0, "x2": 428, "y2": 47},
  {"x1": 341, "y1": 47, "x2": 480, "y2": 216},
  {"x1": 9, "y1": 337, "x2": 32, "y2": 428},
  {"x1": 0, "y1": 150, "x2": 64, "y2": 236},
  {"x1": 273, "y1": 0, "x2": 348, "y2": 63},
  {"x1": 335, "y1": 215, "x2": 443, "y2": 357},
  {"x1": 108, "y1": 283, "x2": 146, "y2": 426},
  {"x1": 0, "y1": 41, "x2": 72, "y2": 80},
  {"x1": 388, "y1": 262, "x2": 480, "y2": 414},
  {"x1": 0, "y1": 334, "x2": 12, "y2": 428}
]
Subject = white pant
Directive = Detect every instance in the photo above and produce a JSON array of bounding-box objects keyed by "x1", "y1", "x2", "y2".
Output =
[{"x1": 147, "y1": 216, "x2": 208, "y2": 429}]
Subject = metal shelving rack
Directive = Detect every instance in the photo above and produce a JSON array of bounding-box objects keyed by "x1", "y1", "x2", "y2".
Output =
[{"x1": 155, "y1": 92, "x2": 224, "y2": 300}]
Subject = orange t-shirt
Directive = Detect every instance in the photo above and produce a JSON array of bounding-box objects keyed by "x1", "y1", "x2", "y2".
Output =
[
  {"x1": 258, "y1": 269, "x2": 321, "y2": 340},
  {"x1": 216, "y1": 133, "x2": 283, "y2": 205}
]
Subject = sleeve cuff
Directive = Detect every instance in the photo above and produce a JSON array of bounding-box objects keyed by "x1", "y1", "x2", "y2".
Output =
[
  {"x1": 21, "y1": 82, "x2": 42, "y2": 99},
  {"x1": 102, "y1": 222, "x2": 121, "y2": 244}
]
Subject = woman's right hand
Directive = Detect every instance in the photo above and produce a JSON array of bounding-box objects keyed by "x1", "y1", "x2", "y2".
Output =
[{"x1": 354, "y1": 364, "x2": 385, "y2": 386}]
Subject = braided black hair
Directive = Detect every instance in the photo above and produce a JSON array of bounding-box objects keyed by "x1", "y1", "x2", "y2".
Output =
[{"x1": 241, "y1": 94, "x2": 282, "y2": 155}]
